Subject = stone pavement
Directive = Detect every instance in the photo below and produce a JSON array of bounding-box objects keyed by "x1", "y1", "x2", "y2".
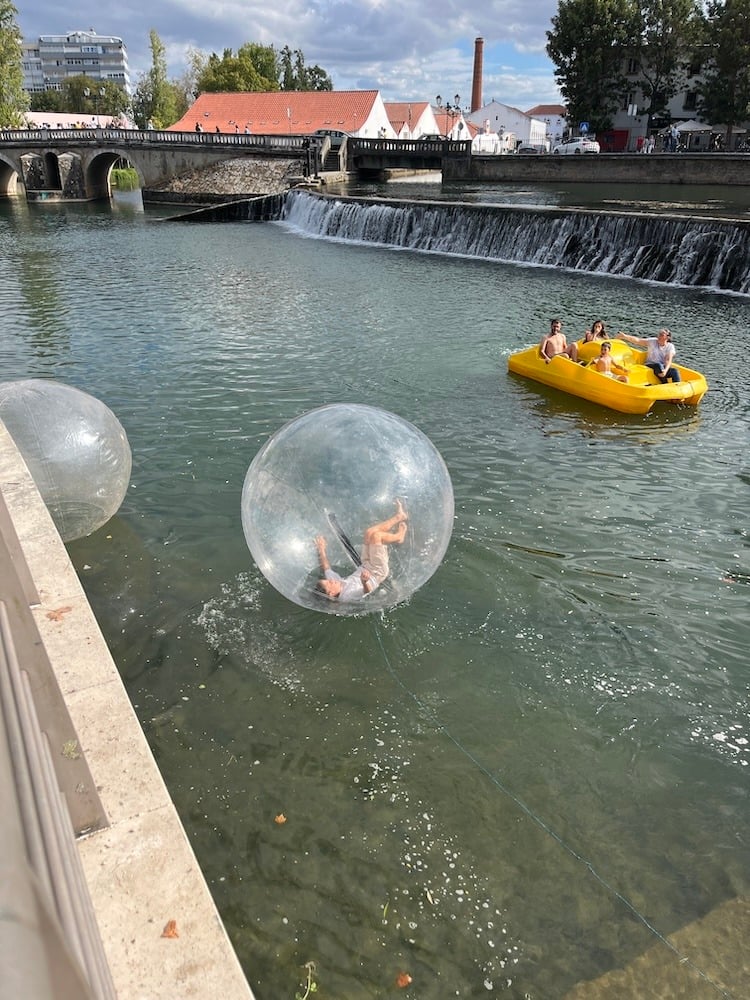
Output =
[{"x1": 0, "y1": 420, "x2": 256, "y2": 1000}]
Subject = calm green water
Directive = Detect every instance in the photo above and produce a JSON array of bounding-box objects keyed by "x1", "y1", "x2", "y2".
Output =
[{"x1": 1, "y1": 188, "x2": 749, "y2": 1000}]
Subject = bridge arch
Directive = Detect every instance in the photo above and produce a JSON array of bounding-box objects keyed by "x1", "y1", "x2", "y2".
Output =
[
  {"x1": 44, "y1": 152, "x2": 62, "y2": 190},
  {"x1": 85, "y1": 149, "x2": 144, "y2": 199},
  {"x1": 0, "y1": 153, "x2": 22, "y2": 197}
]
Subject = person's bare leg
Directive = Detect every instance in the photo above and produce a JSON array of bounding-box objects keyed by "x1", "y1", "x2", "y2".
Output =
[{"x1": 364, "y1": 499, "x2": 408, "y2": 545}]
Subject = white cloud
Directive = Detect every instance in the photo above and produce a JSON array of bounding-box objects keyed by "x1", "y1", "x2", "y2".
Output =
[{"x1": 18, "y1": 0, "x2": 562, "y2": 108}]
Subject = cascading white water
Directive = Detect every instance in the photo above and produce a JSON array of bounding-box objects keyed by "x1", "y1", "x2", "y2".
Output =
[{"x1": 281, "y1": 189, "x2": 750, "y2": 293}]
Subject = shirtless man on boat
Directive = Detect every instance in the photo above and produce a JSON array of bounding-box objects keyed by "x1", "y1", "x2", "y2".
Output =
[{"x1": 540, "y1": 319, "x2": 579, "y2": 364}]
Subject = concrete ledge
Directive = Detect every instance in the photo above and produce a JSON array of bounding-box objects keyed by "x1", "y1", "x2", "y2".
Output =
[{"x1": 0, "y1": 421, "x2": 255, "y2": 1000}]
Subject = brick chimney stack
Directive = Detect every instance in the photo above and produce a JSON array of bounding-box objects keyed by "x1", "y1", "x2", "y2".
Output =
[{"x1": 471, "y1": 37, "x2": 484, "y2": 112}]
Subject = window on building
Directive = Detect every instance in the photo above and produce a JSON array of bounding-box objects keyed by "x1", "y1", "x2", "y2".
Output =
[
  {"x1": 686, "y1": 60, "x2": 701, "y2": 77},
  {"x1": 683, "y1": 91, "x2": 697, "y2": 111},
  {"x1": 626, "y1": 58, "x2": 639, "y2": 75},
  {"x1": 621, "y1": 92, "x2": 636, "y2": 111}
]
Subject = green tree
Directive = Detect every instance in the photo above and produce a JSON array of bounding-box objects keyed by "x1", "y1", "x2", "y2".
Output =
[
  {"x1": 630, "y1": 0, "x2": 703, "y2": 131},
  {"x1": 197, "y1": 43, "x2": 279, "y2": 93},
  {"x1": 29, "y1": 89, "x2": 65, "y2": 113},
  {"x1": 132, "y1": 29, "x2": 180, "y2": 128},
  {"x1": 279, "y1": 45, "x2": 333, "y2": 91},
  {"x1": 0, "y1": 0, "x2": 28, "y2": 126},
  {"x1": 195, "y1": 42, "x2": 332, "y2": 94},
  {"x1": 173, "y1": 46, "x2": 205, "y2": 106},
  {"x1": 304, "y1": 64, "x2": 334, "y2": 92},
  {"x1": 698, "y1": 0, "x2": 750, "y2": 142},
  {"x1": 52, "y1": 75, "x2": 131, "y2": 118},
  {"x1": 280, "y1": 46, "x2": 296, "y2": 90},
  {"x1": 547, "y1": 0, "x2": 637, "y2": 132}
]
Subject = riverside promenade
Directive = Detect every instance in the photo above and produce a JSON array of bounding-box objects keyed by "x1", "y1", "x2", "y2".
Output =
[{"x1": 0, "y1": 421, "x2": 255, "y2": 1000}]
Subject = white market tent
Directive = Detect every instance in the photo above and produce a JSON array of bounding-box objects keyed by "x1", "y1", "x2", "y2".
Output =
[
  {"x1": 666, "y1": 119, "x2": 713, "y2": 150},
  {"x1": 675, "y1": 119, "x2": 712, "y2": 132},
  {"x1": 21, "y1": 111, "x2": 121, "y2": 129}
]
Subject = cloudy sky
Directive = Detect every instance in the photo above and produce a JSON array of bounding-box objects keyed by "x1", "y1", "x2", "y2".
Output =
[{"x1": 18, "y1": 0, "x2": 563, "y2": 112}]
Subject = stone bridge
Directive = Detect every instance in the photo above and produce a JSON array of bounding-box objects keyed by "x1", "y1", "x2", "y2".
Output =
[
  {"x1": 2, "y1": 129, "x2": 745, "y2": 202},
  {"x1": 0, "y1": 128, "x2": 319, "y2": 202}
]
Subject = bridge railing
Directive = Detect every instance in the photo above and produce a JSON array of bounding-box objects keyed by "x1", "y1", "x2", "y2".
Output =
[
  {"x1": 350, "y1": 138, "x2": 472, "y2": 156},
  {"x1": 0, "y1": 128, "x2": 313, "y2": 152}
]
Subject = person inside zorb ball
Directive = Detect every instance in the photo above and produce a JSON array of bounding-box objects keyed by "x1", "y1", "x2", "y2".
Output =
[
  {"x1": 315, "y1": 499, "x2": 409, "y2": 602},
  {"x1": 240, "y1": 404, "x2": 454, "y2": 615}
]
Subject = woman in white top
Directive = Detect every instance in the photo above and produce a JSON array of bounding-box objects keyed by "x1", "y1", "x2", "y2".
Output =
[{"x1": 618, "y1": 328, "x2": 681, "y2": 383}]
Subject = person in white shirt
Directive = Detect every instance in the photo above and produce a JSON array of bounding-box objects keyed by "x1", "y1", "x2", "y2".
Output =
[
  {"x1": 618, "y1": 328, "x2": 681, "y2": 383},
  {"x1": 315, "y1": 500, "x2": 408, "y2": 601}
]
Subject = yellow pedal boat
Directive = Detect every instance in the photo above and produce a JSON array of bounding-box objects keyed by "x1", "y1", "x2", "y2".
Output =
[{"x1": 507, "y1": 339, "x2": 708, "y2": 415}]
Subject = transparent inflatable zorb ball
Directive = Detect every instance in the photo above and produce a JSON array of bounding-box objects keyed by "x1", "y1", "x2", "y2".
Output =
[
  {"x1": 241, "y1": 403, "x2": 454, "y2": 615},
  {"x1": 0, "y1": 379, "x2": 132, "y2": 542}
]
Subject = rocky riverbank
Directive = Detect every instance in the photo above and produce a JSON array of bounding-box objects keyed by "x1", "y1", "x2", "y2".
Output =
[{"x1": 145, "y1": 155, "x2": 307, "y2": 203}]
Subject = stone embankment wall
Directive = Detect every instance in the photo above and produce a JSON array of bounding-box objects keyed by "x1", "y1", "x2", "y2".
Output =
[
  {"x1": 143, "y1": 155, "x2": 306, "y2": 204},
  {"x1": 444, "y1": 152, "x2": 750, "y2": 186}
]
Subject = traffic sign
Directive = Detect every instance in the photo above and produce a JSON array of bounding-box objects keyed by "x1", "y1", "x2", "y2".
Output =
[{"x1": 579, "y1": 121, "x2": 589, "y2": 133}]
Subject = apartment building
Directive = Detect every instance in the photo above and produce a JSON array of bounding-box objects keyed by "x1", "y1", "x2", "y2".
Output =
[{"x1": 22, "y1": 30, "x2": 131, "y2": 94}]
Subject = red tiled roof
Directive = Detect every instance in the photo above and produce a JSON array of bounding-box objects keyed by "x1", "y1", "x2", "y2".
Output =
[
  {"x1": 384, "y1": 101, "x2": 429, "y2": 128},
  {"x1": 526, "y1": 104, "x2": 566, "y2": 116},
  {"x1": 170, "y1": 90, "x2": 380, "y2": 135}
]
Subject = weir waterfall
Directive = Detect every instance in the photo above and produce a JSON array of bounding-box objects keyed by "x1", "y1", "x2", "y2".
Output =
[{"x1": 281, "y1": 189, "x2": 750, "y2": 294}]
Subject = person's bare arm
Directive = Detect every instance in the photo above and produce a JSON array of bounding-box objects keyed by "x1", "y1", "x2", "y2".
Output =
[{"x1": 315, "y1": 535, "x2": 330, "y2": 572}]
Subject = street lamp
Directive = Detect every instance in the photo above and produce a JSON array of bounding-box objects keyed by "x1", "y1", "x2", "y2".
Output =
[
  {"x1": 83, "y1": 86, "x2": 105, "y2": 121},
  {"x1": 437, "y1": 93, "x2": 461, "y2": 116},
  {"x1": 437, "y1": 93, "x2": 461, "y2": 138}
]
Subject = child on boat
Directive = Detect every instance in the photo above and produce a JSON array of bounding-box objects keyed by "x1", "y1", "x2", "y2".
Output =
[{"x1": 592, "y1": 342, "x2": 628, "y2": 382}]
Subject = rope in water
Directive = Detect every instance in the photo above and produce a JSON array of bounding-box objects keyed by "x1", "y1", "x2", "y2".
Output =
[{"x1": 372, "y1": 619, "x2": 732, "y2": 999}]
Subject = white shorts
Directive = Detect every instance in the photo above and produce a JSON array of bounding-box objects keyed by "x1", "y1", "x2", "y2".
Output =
[{"x1": 361, "y1": 542, "x2": 389, "y2": 585}]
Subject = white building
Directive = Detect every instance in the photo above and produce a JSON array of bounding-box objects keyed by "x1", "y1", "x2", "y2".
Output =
[
  {"x1": 384, "y1": 102, "x2": 441, "y2": 140},
  {"x1": 465, "y1": 101, "x2": 547, "y2": 150},
  {"x1": 526, "y1": 104, "x2": 567, "y2": 148},
  {"x1": 471, "y1": 121, "x2": 517, "y2": 154},
  {"x1": 22, "y1": 30, "x2": 131, "y2": 95}
]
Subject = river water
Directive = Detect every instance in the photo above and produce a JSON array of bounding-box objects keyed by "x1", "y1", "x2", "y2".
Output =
[{"x1": 1, "y1": 183, "x2": 749, "y2": 999}]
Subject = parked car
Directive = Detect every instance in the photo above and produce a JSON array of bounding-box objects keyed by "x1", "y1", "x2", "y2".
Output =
[
  {"x1": 552, "y1": 136, "x2": 600, "y2": 154},
  {"x1": 419, "y1": 133, "x2": 446, "y2": 141},
  {"x1": 312, "y1": 129, "x2": 349, "y2": 147},
  {"x1": 516, "y1": 144, "x2": 545, "y2": 154}
]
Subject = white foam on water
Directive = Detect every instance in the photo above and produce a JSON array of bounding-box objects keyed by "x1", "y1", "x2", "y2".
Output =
[{"x1": 195, "y1": 571, "x2": 305, "y2": 693}]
